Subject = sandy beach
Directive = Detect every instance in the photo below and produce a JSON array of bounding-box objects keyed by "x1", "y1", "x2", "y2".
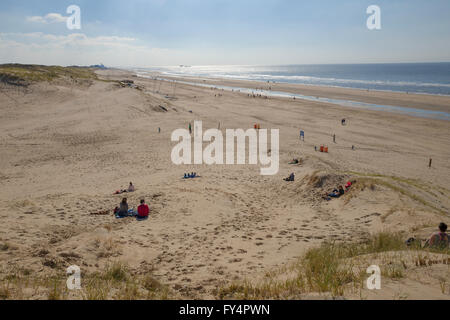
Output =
[{"x1": 0, "y1": 67, "x2": 449, "y2": 299}]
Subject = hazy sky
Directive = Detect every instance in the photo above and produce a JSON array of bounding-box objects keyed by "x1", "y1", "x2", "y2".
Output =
[{"x1": 0, "y1": 0, "x2": 449, "y2": 67}]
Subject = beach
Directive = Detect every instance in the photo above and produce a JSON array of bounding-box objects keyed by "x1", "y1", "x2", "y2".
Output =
[{"x1": 0, "y1": 67, "x2": 449, "y2": 299}]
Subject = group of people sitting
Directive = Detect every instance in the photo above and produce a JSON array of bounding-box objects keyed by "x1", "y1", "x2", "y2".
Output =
[
  {"x1": 114, "y1": 182, "x2": 135, "y2": 195},
  {"x1": 323, "y1": 181, "x2": 353, "y2": 200},
  {"x1": 114, "y1": 197, "x2": 149, "y2": 221},
  {"x1": 183, "y1": 172, "x2": 198, "y2": 179}
]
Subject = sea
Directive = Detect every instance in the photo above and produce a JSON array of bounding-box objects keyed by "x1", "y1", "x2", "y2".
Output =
[{"x1": 136, "y1": 63, "x2": 450, "y2": 96}]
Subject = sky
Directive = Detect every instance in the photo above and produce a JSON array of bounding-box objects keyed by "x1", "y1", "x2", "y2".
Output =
[{"x1": 0, "y1": 0, "x2": 449, "y2": 67}]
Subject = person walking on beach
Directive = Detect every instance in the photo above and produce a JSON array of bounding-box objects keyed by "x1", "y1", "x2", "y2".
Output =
[{"x1": 189, "y1": 123, "x2": 192, "y2": 134}]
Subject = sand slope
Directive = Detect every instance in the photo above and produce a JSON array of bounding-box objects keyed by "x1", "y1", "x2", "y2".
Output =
[{"x1": 0, "y1": 69, "x2": 448, "y2": 299}]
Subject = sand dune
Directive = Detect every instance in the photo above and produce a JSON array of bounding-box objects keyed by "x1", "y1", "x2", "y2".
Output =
[{"x1": 0, "y1": 67, "x2": 448, "y2": 299}]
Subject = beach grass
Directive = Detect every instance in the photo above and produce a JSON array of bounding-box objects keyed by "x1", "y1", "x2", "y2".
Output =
[
  {"x1": 217, "y1": 232, "x2": 449, "y2": 300},
  {"x1": 0, "y1": 64, "x2": 99, "y2": 84},
  {"x1": 0, "y1": 262, "x2": 171, "y2": 300}
]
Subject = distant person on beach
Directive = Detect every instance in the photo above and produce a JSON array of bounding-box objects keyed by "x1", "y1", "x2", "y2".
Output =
[
  {"x1": 115, "y1": 183, "x2": 134, "y2": 194},
  {"x1": 116, "y1": 198, "x2": 129, "y2": 217},
  {"x1": 284, "y1": 173, "x2": 295, "y2": 182},
  {"x1": 137, "y1": 199, "x2": 150, "y2": 219},
  {"x1": 425, "y1": 223, "x2": 449, "y2": 248},
  {"x1": 189, "y1": 123, "x2": 192, "y2": 134},
  {"x1": 326, "y1": 186, "x2": 345, "y2": 199}
]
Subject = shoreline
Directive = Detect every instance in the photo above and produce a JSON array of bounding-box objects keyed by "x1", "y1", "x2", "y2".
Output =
[
  {"x1": 139, "y1": 69, "x2": 450, "y2": 97},
  {"x1": 133, "y1": 71, "x2": 450, "y2": 119}
]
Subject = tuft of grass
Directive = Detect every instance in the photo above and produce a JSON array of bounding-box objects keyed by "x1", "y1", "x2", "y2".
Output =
[
  {"x1": 81, "y1": 275, "x2": 111, "y2": 300},
  {"x1": 382, "y1": 264, "x2": 405, "y2": 279},
  {"x1": 438, "y1": 277, "x2": 447, "y2": 294},
  {"x1": 47, "y1": 277, "x2": 65, "y2": 300},
  {"x1": 102, "y1": 262, "x2": 128, "y2": 282},
  {"x1": 303, "y1": 243, "x2": 356, "y2": 296},
  {"x1": 0, "y1": 281, "x2": 11, "y2": 300},
  {"x1": 361, "y1": 232, "x2": 406, "y2": 254}
]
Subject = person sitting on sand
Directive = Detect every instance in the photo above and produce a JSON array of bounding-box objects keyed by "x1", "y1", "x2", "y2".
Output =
[
  {"x1": 284, "y1": 173, "x2": 295, "y2": 182},
  {"x1": 289, "y1": 159, "x2": 299, "y2": 165},
  {"x1": 327, "y1": 189, "x2": 340, "y2": 198},
  {"x1": 137, "y1": 199, "x2": 149, "y2": 219},
  {"x1": 116, "y1": 198, "x2": 129, "y2": 217},
  {"x1": 327, "y1": 186, "x2": 345, "y2": 199},
  {"x1": 425, "y1": 223, "x2": 449, "y2": 248},
  {"x1": 128, "y1": 182, "x2": 135, "y2": 192}
]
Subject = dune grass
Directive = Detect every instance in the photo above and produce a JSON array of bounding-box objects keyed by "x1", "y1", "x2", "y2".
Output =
[
  {"x1": 217, "y1": 232, "x2": 449, "y2": 300},
  {"x1": 0, "y1": 261, "x2": 170, "y2": 300},
  {"x1": 0, "y1": 64, "x2": 99, "y2": 84}
]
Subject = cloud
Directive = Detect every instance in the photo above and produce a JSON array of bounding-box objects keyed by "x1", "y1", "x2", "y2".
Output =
[
  {"x1": 2, "y1": 32, "x2": 136, "y2": 47},
  {"x1": 27, "y1": 13, "x2": 67, "y2": 24},
  {"x1": 0, "y1": 32, "x2": 178, "y2": 67}
]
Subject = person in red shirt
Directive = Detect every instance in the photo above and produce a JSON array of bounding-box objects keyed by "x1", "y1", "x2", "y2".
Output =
[{"x1": 137, "y1": 199, "x2": 149, "y2": 218}]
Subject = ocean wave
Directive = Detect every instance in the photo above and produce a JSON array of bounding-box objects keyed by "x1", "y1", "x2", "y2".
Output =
[
  {"x1": 151, "y1": 70, "x2": 450, "y2": 89},
  {"x1": 136, "y1": 64, "x2": 450, "y2": 95}
]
